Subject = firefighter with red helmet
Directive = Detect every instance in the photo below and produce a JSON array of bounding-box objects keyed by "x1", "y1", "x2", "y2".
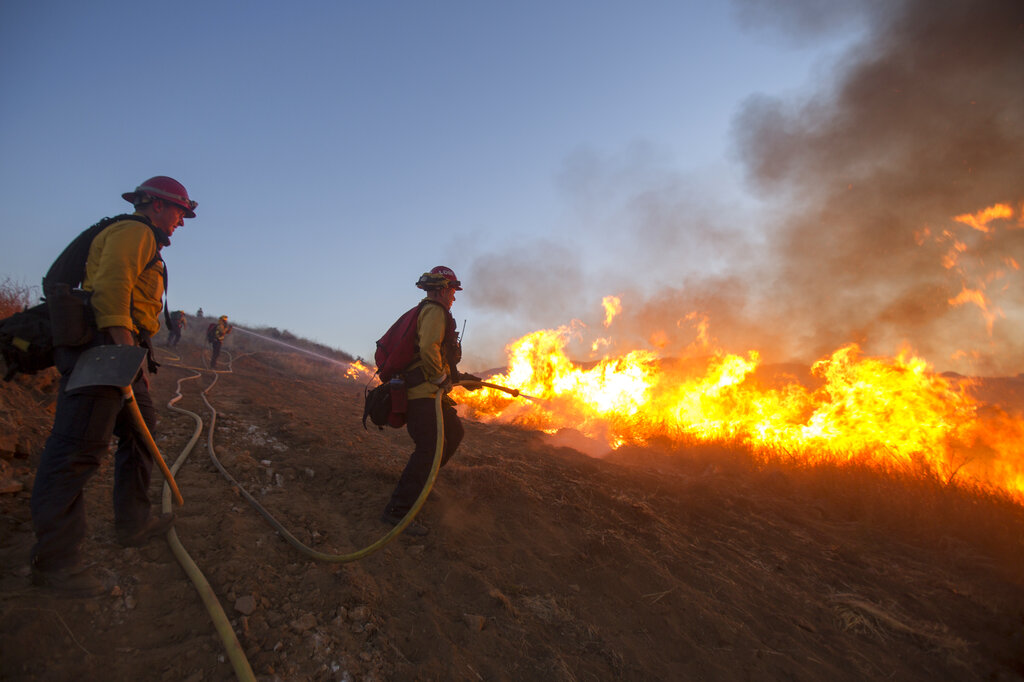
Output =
[
  {"x1": 380, "y1": 266, "x2": 469, "y2": 536},
  {"x1": 30, "y1": 176, "x2": 197, "y2": 596}
]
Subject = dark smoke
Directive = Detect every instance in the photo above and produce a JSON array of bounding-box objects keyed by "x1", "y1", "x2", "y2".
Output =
[{"x1": 731, "y1": 0, "x2": 1024, "y2": 373}]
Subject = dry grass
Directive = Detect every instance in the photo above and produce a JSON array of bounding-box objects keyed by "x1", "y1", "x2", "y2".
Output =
[
  {"x1": 830, "y1": 592, "x2": 968, "y2": 650},
  {"x1": 611, "y1": 432, "x2": 1024, "y2": 583}
]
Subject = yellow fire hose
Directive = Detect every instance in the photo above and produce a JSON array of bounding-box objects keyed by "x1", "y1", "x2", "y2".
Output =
[
  {"x1": 160, "y1": 364, "x2": 257, "y2": 682},
  {"x1": 150, "y1": 348, "x2": 462, "y2": 681}
]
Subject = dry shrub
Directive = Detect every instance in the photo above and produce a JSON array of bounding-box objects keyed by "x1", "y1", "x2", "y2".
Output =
[{"x1": 0, "y1": 277, "x2": 39, "y2": 319}]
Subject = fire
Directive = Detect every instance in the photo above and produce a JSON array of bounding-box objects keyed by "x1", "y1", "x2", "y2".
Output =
[
  {"x1": 927, "y1": 202, "x2": 1019, "y2": 330},
  {"x1": 601, "y1": 295, "x2": 621, "y2": 327},
  {"x1": 345, "y1": 359, "x2": 376, "y2": 381},
  {"x1": 451, "y1": 202, "x2": 1024, "y2": 502},
  {"x1": 458, "y1": 325, "x2": 1024, "y2": 502},
  {"x1": 954, "y1": 203, "x2": 1013, "y2": 232}
]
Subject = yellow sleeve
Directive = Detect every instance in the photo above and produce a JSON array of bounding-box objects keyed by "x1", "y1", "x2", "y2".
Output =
[{"x1": 416, "y1": 303, "x2": 449, "y2": 383}]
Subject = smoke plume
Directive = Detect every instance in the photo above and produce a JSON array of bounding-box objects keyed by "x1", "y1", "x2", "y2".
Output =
[
  {"x1": 731, "y1": 0, "x2": 1024, "y2": 373},
  {"x1": 467, "y1": 0, "x2": 1024, "y2": 375}
]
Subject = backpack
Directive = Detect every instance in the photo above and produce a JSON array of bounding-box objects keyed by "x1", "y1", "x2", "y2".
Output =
[
  {"x1": 207, "y1": 323, "x2": 217, "y2": 343},
  {"x1": 373, "y1": 299, "x2": 452, "y2": 383},
  {"x1": 361, "y1": 300, "x2": 437, "y2": 430},
  {"x1": 0, "y1": 302, "x2": 53, "y2": 381},
  {"x1": 0, "y1": 214, "x2": 165, "y2": 382}
]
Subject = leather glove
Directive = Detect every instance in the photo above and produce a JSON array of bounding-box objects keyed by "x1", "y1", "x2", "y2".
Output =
[{"x1": 459, "y1": 373, "x2": 483, "y2": 390}]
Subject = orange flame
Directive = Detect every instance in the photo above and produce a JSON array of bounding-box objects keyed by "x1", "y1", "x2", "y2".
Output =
[
  {"x1": 459, "y1": 324, "x2": 1024, "y2": 502},
  {"x1": 602, "y1": 295, "x2": 622, "y2": 328},
  {"x1": 345, "y1": 359, "x2": 376, "y2": 381},
  {"x1": 925, "y1": 202, "x2": 1020, "y2": 332},
  {"x1": 954, "y1": 203, "x2": 1013, "y2": 233}
]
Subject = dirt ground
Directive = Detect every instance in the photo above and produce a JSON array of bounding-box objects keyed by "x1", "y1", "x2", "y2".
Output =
[{"x1": 2, "y1": 335, "x2": 1023, "y2": 681}]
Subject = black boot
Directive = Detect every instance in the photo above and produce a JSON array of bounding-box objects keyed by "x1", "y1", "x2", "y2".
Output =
[
  {"x1": 117, "y1": 512, "x2": 175, "y2": 547},
  {"x1": 32, "y1": 562, "x2": 114, "y2": 597}
]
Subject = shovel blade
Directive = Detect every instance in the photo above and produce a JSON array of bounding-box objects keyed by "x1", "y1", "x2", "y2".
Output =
[{"x1": 66, "y1": 345, "x2": 147, "y2": 392}]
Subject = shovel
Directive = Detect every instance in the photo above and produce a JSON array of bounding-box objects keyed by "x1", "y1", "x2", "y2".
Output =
[{"x1": 66, "y1": 345, "x2": 184, "y2": 506}]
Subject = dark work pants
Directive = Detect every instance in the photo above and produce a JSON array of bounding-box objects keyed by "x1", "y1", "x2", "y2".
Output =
[
  {"x1": 385, "y1": 397, "x2": 464, "y2": 515},
  {"x1": 167, "y1": 326, "x2": 181, "y2": 346},
  {"x1": 210, "y1": 339, "x2": 222, "y2": 367},
  {"x1": 30, "y1": 342, "x2": 158, "y2": 571}
]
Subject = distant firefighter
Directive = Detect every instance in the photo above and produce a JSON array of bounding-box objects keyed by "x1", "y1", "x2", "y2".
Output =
[
  {"x1": 207, "y1": 315, "x2": 233, "y2": 369},
  {"x1": 166, "y1": 310, "x2": 186, "y2": 347}
]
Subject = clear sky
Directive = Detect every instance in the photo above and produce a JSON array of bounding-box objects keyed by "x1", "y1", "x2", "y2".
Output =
[{"x1": 2, "y1": 1, "x2": 1021, "y2": 374}]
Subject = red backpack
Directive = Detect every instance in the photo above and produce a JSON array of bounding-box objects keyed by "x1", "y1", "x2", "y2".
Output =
[{"x1": 374, "y1": 300, "x2": 441, "y2": 382}]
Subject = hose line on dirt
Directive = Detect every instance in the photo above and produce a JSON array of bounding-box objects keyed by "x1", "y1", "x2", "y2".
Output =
[
  {"x1": 158, "y1": 356, "x2": 257, "y2": 682},
  {"x1": 200, "y1": 383, "x2": 446, "y2": 563},
  {"x1": 152, "y1": 349, "x2": 448, "y2": 678}
]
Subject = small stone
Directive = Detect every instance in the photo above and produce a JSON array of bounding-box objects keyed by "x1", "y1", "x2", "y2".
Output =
[
  {"x1": 0, "y1": 478, "x2": 22, "y2": 495},
  {"x1": 290, "y1": 612, "x2": 317, "y2": 633},
  {"x1": 235, "y1": 595, "x2": 257, "y2": 615},
  {"x1": 463, "y1": 614, "x2": 486, "y2": 631}
]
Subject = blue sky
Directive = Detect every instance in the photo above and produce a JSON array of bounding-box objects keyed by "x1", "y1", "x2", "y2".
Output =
[{"x1": 2, "y1": 1, "x2": 1021, "y2": 374}]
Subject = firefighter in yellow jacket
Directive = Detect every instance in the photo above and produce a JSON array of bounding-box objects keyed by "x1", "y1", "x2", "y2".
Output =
[
  {"x1": 208, "y1": 315, "x2": 232, "y2": 369},
  {"x1": 30, "y1": 176, "x2": 197, "y2": 596},
  {"x1": 380, "y1": 266, "x2": 467, "y2": 536}
]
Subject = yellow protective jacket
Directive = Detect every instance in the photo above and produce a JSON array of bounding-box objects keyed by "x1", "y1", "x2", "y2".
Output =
[
  {"x1": 213, "y1": 320, "x2": 232, "y2": 341},
  {"x1": 407, "y1": 299, "x2": 455, "y2": 401},
  {"x1": 83, "y1": 214, "x2": 166, "y2": 337}
]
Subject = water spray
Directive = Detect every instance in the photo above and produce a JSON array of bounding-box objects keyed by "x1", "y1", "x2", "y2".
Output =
[{"x1": 233, "y1": 327, "x2": 352, "y2": 367}]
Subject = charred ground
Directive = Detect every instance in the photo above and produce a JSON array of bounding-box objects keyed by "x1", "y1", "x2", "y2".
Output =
[{"x1": 1, "y1": 330, "x2": 1023, "y2": 681}]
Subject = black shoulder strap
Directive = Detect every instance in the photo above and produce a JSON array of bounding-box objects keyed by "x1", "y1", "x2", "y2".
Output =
[{"x1": 43, "y1": 213, "x2": 163, "y2": 293}]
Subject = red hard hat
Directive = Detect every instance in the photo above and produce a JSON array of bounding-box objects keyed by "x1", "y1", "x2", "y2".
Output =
[
  {"x1": 429, "y1": 265, "x2": 462, "y2": 290},
  {"x1": 415, "y1": 266, "x2": 463, "y2": 291},
  {"x1": 122, "y1": 176, "x2": 198, "y2": 218}
]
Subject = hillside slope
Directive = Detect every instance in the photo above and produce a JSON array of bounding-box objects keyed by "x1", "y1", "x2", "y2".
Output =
[{"x1": 2, "y1": 338, "x2": 1023, "y2": 681}]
